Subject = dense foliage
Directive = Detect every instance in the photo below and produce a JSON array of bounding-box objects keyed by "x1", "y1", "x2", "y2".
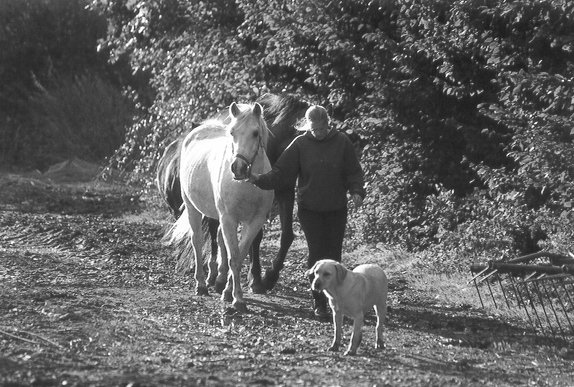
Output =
[
  {"x1": 4, "y1": 0, "x2": 574, "y2": 268},
  {"x1": 0, "y1": 0, "x2": 132, "y2": 167}
]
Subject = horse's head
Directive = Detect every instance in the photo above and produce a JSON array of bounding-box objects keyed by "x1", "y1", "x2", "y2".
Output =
[{"x1": 228, "y1": 102, "x2": 268, "y2": 180}]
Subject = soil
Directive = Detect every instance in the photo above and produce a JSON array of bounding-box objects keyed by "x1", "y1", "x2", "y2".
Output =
[{"x1": 1, "y1": 172, "x2": 573, "y2": 387}]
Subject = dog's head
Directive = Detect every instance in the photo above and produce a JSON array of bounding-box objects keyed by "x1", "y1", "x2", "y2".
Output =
[{"x1": 305, "y1": 259, "x2": 348, "y2": 292}]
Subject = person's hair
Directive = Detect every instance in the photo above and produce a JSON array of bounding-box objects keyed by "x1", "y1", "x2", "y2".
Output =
[{"x1": 297, "y1": 105, "x2": 330, "y2": 131}]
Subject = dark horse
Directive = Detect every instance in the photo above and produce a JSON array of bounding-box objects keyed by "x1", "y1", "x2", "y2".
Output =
[{"x1": 157, "y1": 93, "x2": 309, "y2": 292}]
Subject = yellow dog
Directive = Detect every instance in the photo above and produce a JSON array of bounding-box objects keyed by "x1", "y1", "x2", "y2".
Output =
[{"x1": 306, "y1": 259, "x2": 388, "y2": 355}]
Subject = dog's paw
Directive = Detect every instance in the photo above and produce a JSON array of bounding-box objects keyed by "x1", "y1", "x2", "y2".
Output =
[
  {"x1": 196, "y1": 286, "x2": 209, "y2": 296},
  {"x1": 222, "y1": 291, "x2": 233, "y2": 303},
  {"x1": 232, "y1": 301, "x2": 248, "y2": 313},
  {"x1": 249, "y1": 281, "x2": 266, "y2": 294},
  {"x1": 262, "y1": 269, "x2": 280, "y2": 291},
  {"x1": 213, "y1": 281, "x2": 226, "y2": 294},
  {"x1": 327, "y1": 343, "x2": 339, "y2": 352}
]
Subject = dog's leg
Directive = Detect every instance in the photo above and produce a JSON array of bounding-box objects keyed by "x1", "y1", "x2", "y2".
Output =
[
  {"x1": 328, "y1": 310, "x2": 343, "y2": 352},
  {"x1": 374, "y1": 302, "x2": 387, "y2": 349},
  {"x1": 344, "y1": 314, "x2": 364, "y2": 356}
]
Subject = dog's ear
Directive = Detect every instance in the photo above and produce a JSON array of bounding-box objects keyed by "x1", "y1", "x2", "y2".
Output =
[
  {"x1": 305, "y1": 262, "x2": 319, "y2": 277},
  {"x1": 334, "y1": 263, "x2": 348, "y2": 284}
]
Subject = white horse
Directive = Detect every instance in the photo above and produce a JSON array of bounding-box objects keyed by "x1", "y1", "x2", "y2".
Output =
[{"x1": 169, "y1": 102, "x2": 273, "y2": 312}]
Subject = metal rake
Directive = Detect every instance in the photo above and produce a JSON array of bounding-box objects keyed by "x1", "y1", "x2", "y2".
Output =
[{"x1": 470, "y1": 251, "x2": 574, "y2": 340}]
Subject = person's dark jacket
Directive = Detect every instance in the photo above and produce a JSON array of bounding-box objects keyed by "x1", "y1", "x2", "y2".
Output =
[{"x1": 253, "y1": 129, "x2": 366, "y2": 212}]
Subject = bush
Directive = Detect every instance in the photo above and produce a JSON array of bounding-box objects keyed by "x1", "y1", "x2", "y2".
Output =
[
  {"x1": 0, "y1": 0, "x2": 132, "y2": 168},
  {"x1": 22, "y1": 73, "x2": 134, "y2": 168},
  {"x1": 93, "y1": 0, "x2": 574, "y2": 265}
]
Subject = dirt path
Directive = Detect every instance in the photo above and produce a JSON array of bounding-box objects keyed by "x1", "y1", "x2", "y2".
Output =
[{"x1": 1, "y1": 174, "x2": 573, "y2": 386}]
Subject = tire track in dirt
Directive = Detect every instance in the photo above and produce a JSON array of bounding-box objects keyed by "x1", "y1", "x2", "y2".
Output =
[
  {"x1": 0, "y1": 211, "x2": 117, "y2": 290},
  {"x1": 1, "y1": 212, "x2": 95, "y2": 255}
]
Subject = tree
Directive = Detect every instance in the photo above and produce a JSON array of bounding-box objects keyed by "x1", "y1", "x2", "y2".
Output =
[
  {"x1": 92, "y1": 0, "x2": 574, "y2": 263},
  {"x1": 0, "y1": 0, "x2": 131, "y2": 167}
]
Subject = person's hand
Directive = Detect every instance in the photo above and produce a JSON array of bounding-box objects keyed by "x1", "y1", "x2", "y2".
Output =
[
  {"x1": 350, "y1": 193, "x2": 363, "y2": 208},
  {"x1": 248, "y1": 173, "x2": 259, "y2": 184}
]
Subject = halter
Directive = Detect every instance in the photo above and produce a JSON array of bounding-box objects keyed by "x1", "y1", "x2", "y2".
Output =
[
  {"x1": 232, "y1": 136, "x2": 266, "y2": 178},
  {"x1": 228, "y1": 102, "x2": 268, "y2": 180}
]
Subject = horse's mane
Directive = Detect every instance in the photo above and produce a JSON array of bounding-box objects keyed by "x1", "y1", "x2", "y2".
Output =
[
  {"x1": 257, "y1": 93, "x2": 309, "y2": 130},
  {"x1": 179, "y1": 95, "x2": 305, "y2": 149},
  {"x1": 184, "y1": 119, "x2": 227, "y2": 144}
]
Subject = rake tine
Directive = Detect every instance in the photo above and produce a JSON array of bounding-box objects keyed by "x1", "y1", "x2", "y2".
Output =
[
  {"x1": 531, "y1": 274, "x2": 556, "y2": 337},
  {"x1": 477, "y1": 268, "x2": 499, "y2": 284},
  {"x1": 509, "y1": 274, "x2": 535, "y2": 330},
  {"x1": 469, "y1": 266, "x2": 491, "y2": 283},
  {"x1": 561, "y1": 278, "x2": 574, "y2": 311},
  {"x1": 521, "y1": 273, "x2": 546, "y2": 335},
  {"x1": 538, "y1": 275, "x2": 566, "y2": 339},
  {"x1": 485, "y1": 272, "x2": 498, "y2": 309},
  {"x1": 508, "y1": 274, "x2": 524, "y2": 307},
  {"x1": 497, "y1": 273, "x2": 511, "y2": 308},
  {"x1": 550, "y1": 275, "x2": 574, "y2": 336},
  {"x1": 475, "y1": 267, "x2": 501, "y2": 308},
  {"x1": 473, "y1": 277, "x2": 485, "y2": 309},
  {"x1": 471, "y1": 258, "x2": 574, "y2": 338},
  {"x1": 469, "y1": 267, "x2": 492, "y2": 309},
  {"x1": 552, "y1": 277, "x2": 574, "y2": 334}
]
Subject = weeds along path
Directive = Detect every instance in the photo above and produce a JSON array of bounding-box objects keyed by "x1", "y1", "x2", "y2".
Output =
[{"x1": 1, "y1": 173, "x2": 574, "y2": 386}]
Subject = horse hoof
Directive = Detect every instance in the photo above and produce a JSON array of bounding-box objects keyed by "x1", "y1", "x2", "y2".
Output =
[
  {"x1": 232, "y1": 301, "x2": 248, "y2": 313},
  {"x1": 250, "y1": 282, "x2": 266, "y2": 294},
  {"x1": 196, "y1": 286, "x2": 209, "y2": 296},
  {"x1": 222, "y1": 291, "x2": 233, "y2": 303},
  {"x1": 262, "y1": 270, "x2": 280, "y2": 291},
  {"x1": 214, "y1": 281, "x2": 226, "y2": 294}
]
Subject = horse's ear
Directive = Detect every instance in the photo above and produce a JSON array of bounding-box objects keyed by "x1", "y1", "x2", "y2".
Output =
[
  {"x1": 253, "y1": 102, "x2": 263, "y2": 118},
  {"x1": 229, "y1": 102, "x2": 241, "y2": 118}
]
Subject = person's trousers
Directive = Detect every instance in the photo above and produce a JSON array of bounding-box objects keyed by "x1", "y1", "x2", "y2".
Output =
[{"x1": 298, "y1": 206, "x2": 348, "y2": 310}]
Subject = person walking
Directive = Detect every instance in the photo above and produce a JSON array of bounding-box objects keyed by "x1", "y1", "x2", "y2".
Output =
[{"x1": 249, "y1": 105, "x2": 366, "y2": 318}]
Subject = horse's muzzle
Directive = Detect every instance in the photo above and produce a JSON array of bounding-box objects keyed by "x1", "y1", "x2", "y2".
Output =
[{"x1": 231, "y1": 157, "x2": 250, "y2": 180}]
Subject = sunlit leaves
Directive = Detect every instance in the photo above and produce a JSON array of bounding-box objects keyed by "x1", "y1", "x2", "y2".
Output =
[{"x1": 93, "y1": 0, "x2": 574, "y2": 257}]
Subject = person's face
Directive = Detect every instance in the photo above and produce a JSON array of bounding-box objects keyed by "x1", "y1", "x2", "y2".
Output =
[{"x1": 310, "y1": 125, "x2": 330, "y2": 140}]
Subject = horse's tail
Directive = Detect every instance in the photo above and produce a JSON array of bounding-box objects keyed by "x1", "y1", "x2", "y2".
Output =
[
  {"x1": 156, "y1": 137, "x2": 184, "y2": 219},
  {"x1": 164, "y1": 207, "x2": 215, "y2": 274},
  {"x1": 163, "y1": 206, "x2": 192, "y2": 273}
]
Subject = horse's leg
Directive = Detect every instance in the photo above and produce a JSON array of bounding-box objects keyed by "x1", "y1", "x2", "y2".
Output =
[
  {"x1": 263, "y1": 189, "x2": 295, "y2": 290},
  {"x1": 247, "y1": 229, "x2": 265, "y2": 294},
  {"x1": 215, "y1": 227, "x2": 230, "y2": 298},
  {"x1": 219, "y1": 217, "x2": 245, "y2": 311},
  {"x1": 185, "y1": 204, "x2": 209, "y2": 296},
  {"x1": 206, "y1": 218, "x2": 220, "y2": 287}
]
